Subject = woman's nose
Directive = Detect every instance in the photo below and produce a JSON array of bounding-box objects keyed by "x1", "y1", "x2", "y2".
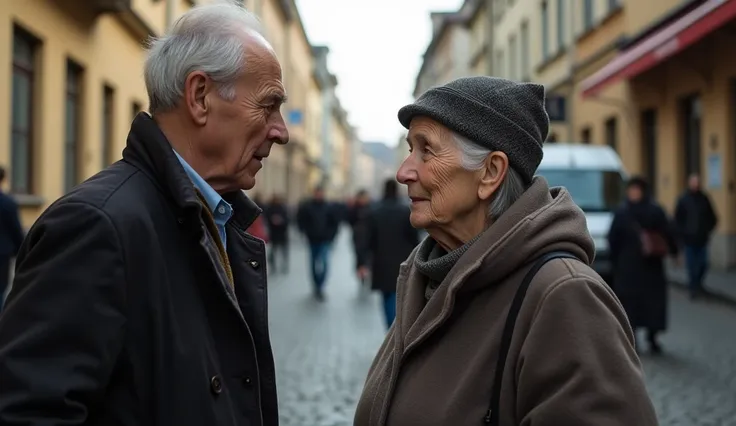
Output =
[{"x1": 396, "y1": 156, "x2": 417, "y2": 184}]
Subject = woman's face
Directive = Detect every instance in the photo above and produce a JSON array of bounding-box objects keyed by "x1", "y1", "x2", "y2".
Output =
[{"x1": 396, "y1": 117, "x2": 485, "y2": 232}]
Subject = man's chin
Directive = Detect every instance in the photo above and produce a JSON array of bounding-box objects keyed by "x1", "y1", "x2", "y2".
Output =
[{"x1": 241, "y1": 176, "x2": 256, "y2": 191}]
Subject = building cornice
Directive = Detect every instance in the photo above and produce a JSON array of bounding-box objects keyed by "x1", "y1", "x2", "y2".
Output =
[{"x1": 413, "y1": 2, "x2": 476, "y2": 97}]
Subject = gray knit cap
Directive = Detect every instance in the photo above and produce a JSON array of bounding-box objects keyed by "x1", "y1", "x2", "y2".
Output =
[{"x1": 398, "y1": 76, "x2": 549, "y2": 184}]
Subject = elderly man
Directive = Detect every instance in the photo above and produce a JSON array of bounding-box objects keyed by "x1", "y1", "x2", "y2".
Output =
[{"x1": 0, "y1": 3, "x2": 287, "y2": 425}]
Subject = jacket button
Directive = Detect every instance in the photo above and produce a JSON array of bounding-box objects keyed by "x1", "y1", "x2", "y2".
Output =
[
  {"x1": 210, "y1": 375, "x2": 222, "y2": 395},
  {"x1": 249, "y1": 260, "x2": 259, "y2": 269},
  {"x1": 244, "y1": 377, "x2": 252, "y2": 386},
  {"x1": 177, "y1": 217, "x2": 185, "y2": 225}
]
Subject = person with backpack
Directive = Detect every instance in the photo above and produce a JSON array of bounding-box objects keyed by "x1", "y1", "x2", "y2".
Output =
[
  {"x1": 354, "y1": 77, "x2": 656, "y2": 426},
  {"x1": 608, "y1": 176, "x2": 679, "y2": 354}
]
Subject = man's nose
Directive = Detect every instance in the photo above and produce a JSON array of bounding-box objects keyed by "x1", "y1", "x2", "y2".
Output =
[
  {"x1": 269, "y1": 115, "x2": 289, "y2": 145},
  {"x1": 396, "y1": 156, "x2": 417, "y2": 184}
]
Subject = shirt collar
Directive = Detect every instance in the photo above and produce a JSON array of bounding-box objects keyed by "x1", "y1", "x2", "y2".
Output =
[{"x1": 172, "y1": 150, "x2": 233, "y2": 221}]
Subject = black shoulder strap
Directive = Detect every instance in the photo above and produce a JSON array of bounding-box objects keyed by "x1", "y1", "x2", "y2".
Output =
[{"x1": 483, "y1": 251, "x2": 579, "y2": 425}]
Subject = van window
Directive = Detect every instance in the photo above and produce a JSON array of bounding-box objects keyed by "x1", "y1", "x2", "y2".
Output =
[{"x1": 537, "y1": 169, "x2": 625, "y2": 212}]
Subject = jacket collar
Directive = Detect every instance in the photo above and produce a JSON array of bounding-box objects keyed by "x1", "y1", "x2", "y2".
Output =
[{"x1": 121, "y1": 112, "x2": 261, "y2": 230}]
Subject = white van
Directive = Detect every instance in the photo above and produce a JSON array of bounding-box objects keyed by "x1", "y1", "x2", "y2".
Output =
[{"x1": 536, "y1": 144, "x2": 627, "y2": 282}]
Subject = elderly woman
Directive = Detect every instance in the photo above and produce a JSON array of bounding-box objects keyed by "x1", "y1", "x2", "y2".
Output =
[{"x1": 353, "y1": 77, "x2": 658, "y2": 426}]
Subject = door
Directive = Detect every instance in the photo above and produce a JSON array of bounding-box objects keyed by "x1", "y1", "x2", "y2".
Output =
[
  {"x1": 680, "y1": 94, "x2": 702, "y2": 188},
  {"x1": 641, "y1": 109, "x2": 657, "y2": 196}
]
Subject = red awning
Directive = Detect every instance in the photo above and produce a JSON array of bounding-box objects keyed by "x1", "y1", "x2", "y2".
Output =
[{"x1": 581, "y1": 0, "x2": 736, "y2": 98}]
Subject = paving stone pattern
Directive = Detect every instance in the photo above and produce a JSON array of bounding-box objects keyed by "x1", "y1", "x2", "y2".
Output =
[{"x1": 268, "y1": 228, "x2": 736, "y2": 426}]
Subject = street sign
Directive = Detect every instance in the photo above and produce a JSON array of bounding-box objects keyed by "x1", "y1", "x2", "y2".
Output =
[
  {"x1": 288, "y1": 109, "x2": 303, "y2": 125},
  {"x1": 545, "y1": 96, "x2": 566, "y2": 122}
]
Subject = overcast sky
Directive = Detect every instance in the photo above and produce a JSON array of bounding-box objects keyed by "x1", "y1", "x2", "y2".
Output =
[{"x1": 296, "y1": 0, "x2": 464, "y2": 146}]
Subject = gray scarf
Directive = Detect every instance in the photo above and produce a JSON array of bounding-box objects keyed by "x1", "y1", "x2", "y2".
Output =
[{"x1": 414, "y1": 235, "x2": 480, "y2": 300}]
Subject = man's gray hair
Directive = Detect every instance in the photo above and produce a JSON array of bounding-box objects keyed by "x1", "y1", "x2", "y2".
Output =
[
  {"x1": 144, "y1": 1, "x2": 263, "y2": 114},
  {"x1": 452, "y1": 132, "x2": 527, "y2": 221}
]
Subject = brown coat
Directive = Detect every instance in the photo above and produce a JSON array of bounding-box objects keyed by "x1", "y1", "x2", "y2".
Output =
[{"x1": 354, "y1": 178, "x2": 658, "y2": 426}]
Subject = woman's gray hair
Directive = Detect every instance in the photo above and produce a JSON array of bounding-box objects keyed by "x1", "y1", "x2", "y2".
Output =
[
  {"x1": 452, "y1": 132, "x2": 527, "y2": 221},
  {"x1": 144, "y1": 1, "x2": 263, "y2": 114}
]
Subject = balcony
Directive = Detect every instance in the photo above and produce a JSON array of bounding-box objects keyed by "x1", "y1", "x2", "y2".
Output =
[{"x1": 89, "y1": 0, "x2": 132, "y2": 14}]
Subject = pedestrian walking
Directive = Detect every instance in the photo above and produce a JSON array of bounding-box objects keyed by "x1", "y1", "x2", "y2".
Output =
[
  {"x1": 0, "y1": 3, "x2": 288, "y2": 425},
  {"x1": 358, "y1": 179, "x2": 418, "y2": 328},
  {"x1": 608, "y1": 176, "x2": 679, "y2": 354},
  {"x1": 355, "y1": 77, "x2": 657, "y2": 426},
  {"x1": 297, "y1": 186, "x2": 341, "y2": 301},
  {"x1": 675, "y1": 174, "x2": 718, "y2": 299},
  {"x1": 348, "y1": 189, "x2": 372, "y2": 288},
  {"x1": 0, "y1": 167, "x2": 24, "y2": 312},
  {"x1": 264, "y1": 193, "x2": 290, "y2": 273}
]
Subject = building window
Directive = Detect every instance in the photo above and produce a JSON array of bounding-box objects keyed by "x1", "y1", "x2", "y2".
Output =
[
  {"x1": 680, "y1": 94, "x2": 702, "y2": 186},
  {"x1": 132, "y1": 101, "x2": 142, "y2": 122},
  {"x1": 11, "y1": 27, "x2": 38, "y2": 195},
  {"x1": 541, "y1": 1, "x2": 549, "y2": 59},
  {"x1": 583, "y1": 0, "x2": 594, "y2": 31},
  {"x1": 605, "y1": 116, "x2": 618, "y2": 151},
  {"x1": 102, "y1": 85, "x2": 115, "y2": 167},
  {"x1": 641, "y1": 109, "x2": 657, "y2": 196},
  {"x1": 508, "y1": 35, "x2": 517, "y2": 80},
  {"x1": 581, "y1": 127, "x2": 592, "y2": 144},
  {"x1": 65, "y1": 60, "x2": 84, "y2": 193},
  {"x1": 557, "y1": 0, "x2": 565, "y2": 50},
  {"x1": 520, "y1": 21, "x2": 530, "y2": 80}
]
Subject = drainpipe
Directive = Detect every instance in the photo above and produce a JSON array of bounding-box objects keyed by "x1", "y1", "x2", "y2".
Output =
[
  {"x1": 165, "y1": 0, "x2": 175, "y2": 29},
  {"x1": 566, "y1": 0, "x2": 576, "y2": 141},
  {"x1": 486, "y1": 0, "x2": 494, "y2": 75}
]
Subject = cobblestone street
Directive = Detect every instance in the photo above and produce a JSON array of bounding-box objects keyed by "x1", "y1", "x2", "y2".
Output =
[{"x1": 268, "y1": 229, "x2": 736, "y2": 426}]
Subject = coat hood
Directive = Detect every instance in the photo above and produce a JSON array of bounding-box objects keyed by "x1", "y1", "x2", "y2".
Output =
[{"x1": 442, "y1": 176, "x2": 595, "y2": 294}]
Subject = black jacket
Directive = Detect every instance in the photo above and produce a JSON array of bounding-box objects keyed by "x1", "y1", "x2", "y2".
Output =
[
  {"x1": 0, "y1": 113, "x2": 278, "y2": 426},
  {"x1": 674, "y1": 190, "x2": 718, "y2": 247},
  {"x1": 607, "y1": 199, "x2": 678, "y2": 331},
  {"x1": 296, "y1": 199, "x2": 340, "y2": 244},
  {"x1": 264, "y1": 203, "x2": 289, "y2": 243},
  {"x1": 0, "y1": 192, "x2": 24, "y2": 257},
  {"x1": 362, "y1": 198, "x2": 419, "y2": 293}
]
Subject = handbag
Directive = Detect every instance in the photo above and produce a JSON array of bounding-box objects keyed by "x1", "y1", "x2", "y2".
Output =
[
  {"x1": 632, "y1": 220, "x2": 668, "y2": 258},
  {"x1": 484, "y1": 251, "x2": 579, "y2": 425}
]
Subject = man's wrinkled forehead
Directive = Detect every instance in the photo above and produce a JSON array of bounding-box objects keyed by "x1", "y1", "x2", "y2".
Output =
[{"x1": 244, "y1": 29, "x2": 275, "y2": 55}]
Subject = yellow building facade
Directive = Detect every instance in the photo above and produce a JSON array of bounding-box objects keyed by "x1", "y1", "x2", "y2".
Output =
[
  {"x1": 530, "y1": 0, "x2": 736, "y2": 268},
  {"x1": 1, "y1": 0, "x2": 348, "y2": 228},
  {"x1": 0, "y1": 0, "x2": 164, "y2": 228},
  {"x1": 418, "y1": 0, "x2": 736, "y2": 267}
]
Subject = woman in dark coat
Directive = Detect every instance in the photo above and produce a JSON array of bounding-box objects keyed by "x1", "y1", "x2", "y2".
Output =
[{"x1": 607, "y1": 176, "x2": 678, "y2": 353}]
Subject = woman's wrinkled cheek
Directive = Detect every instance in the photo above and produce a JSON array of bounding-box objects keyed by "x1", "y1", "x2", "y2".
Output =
[{"x1": 427, "y1": 157, "x2": 458, "y2": 224}]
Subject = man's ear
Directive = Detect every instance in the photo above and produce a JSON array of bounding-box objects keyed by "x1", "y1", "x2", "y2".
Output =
[
  {"x1": 478, "y1": 151, "x2": 509, "y2": 201},
  {"x1": 183, "y1": 71, "x2": 210, "y2": 126}
]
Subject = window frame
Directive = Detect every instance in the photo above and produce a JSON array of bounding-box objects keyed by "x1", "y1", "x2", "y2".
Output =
[
  {"x1": 102, "y1": 85, "x2": 115, "y2": 167},
  {"x1": 64, "y1": 59, "x2": 84, "y2": 193},
  {"x1": 583, "y1": 0, "x2": 595, "y2": 31},
  {"x1": 10, "y1": 26, "x2": 38, "y2": 195}
]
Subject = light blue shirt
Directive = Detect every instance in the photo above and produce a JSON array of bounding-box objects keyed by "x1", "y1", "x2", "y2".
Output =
[{"x1": 174, "y1": 150, "x2": 233, "y2": 248}]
